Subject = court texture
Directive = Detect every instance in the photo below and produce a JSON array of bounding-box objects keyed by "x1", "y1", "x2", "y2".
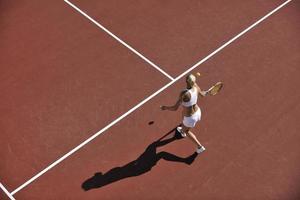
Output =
[{"x1": 1, "y1": 0, "x2": 299, "y2": 199}]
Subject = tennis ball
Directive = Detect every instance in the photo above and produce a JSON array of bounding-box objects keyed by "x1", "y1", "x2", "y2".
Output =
[{"x1": 196, "y1": 72, "x2": 201, "y2": 77}]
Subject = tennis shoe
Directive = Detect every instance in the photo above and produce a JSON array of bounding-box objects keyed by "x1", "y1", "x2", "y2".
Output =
[
  {"x1": 176, "y1": 126, "x2": 186, "y2": 137},
  {"x1": 196, "y1": 146, "x2": 206, "y2": 154}
]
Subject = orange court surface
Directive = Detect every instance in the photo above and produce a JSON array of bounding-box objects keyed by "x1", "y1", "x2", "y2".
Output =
[{"x1": 1, "y1": 0, "x2": 300, "y2": 199}]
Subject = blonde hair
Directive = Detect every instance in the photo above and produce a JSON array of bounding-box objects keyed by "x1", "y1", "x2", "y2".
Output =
[{"x1": 186, "y1": 74, "x2": 196, "y2": 86}]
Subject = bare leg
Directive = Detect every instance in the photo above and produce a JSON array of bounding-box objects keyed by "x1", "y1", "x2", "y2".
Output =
[{"x1": 181, "y1": 125, "x2": 202, "y2": 148}]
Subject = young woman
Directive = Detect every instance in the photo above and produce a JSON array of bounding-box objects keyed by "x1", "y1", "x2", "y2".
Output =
[{"x1": 161, "y1": 74, "x2": 207, "y2": 154}]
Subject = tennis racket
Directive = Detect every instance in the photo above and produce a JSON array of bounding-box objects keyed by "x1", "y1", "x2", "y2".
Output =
[{"x1": 206, "y1": 82, "x2": 223, "y2": 96}]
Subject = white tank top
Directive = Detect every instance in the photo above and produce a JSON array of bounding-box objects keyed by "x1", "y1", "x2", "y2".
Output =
[{"x1": 182, "y1": 87, "x2": 198, "y2": 107}]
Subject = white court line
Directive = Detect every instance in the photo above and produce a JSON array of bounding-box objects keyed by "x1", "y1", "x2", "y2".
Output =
[
  {"x1": 64, "y1": 0, "x2": 174, "y2": 81},
  {"x1": 11, "y1": 0, "x2": 291, "y2": 195},
  {"x1": 0, "y1": 183, "x2": 16, "y2": 200}
]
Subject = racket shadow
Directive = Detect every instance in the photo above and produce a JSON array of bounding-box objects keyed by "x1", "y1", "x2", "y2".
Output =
[{"x1": 81, "y1": 126, "x2": 198, "y2": 191}]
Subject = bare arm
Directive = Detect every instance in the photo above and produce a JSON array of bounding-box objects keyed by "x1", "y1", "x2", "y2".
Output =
[
  {"x1": 195, "y1": 83, "x2": 207, "y2": 97},
  {"x1": 161, "y1": 91, "x2": 183, "y2": 111}
]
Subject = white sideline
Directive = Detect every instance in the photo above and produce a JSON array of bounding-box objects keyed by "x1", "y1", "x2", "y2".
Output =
[
  {"x1": 10, "y1": 0, "x2": 291, "y2": 195},
  {"x1": 64, "y1": 0, "x2": 174, "y2": 81},
  {"x1": 0, "y1": 183, "x2": 16, "y2": 200}
]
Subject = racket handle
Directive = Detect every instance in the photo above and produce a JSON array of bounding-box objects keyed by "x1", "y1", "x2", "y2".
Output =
[{"x1": 205, "y1": 90, "x2": 209, "y2": 96}]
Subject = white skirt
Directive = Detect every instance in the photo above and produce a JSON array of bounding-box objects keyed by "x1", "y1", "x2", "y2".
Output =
[{"x1": 183, "y1": 108, "x2": 201, "y2": 128}]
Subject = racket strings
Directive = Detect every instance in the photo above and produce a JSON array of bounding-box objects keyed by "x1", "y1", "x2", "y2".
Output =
[{"x1": 208, "y1": 82, "x2": 223, "y2": 95}]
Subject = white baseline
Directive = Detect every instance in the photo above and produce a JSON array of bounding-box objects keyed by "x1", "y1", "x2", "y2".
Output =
[
  {"x1": 64, "y1": 0, "x2": 174, "y2": 81},
  {"x1": 0, "y1": 183, "x2": 16, "y2": 200},
  {"x1": 11, "y1": 0, "x2": 291, "y2": 196}
]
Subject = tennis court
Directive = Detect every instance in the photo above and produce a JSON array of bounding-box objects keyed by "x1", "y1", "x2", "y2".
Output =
[{"x1": 1, "y1": 0, "x2": 299, "y2": 199}]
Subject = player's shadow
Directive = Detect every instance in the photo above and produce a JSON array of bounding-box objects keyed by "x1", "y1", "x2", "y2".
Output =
[{"x1": 81, "y1": 127, "x2": 198, "y2": 191}]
